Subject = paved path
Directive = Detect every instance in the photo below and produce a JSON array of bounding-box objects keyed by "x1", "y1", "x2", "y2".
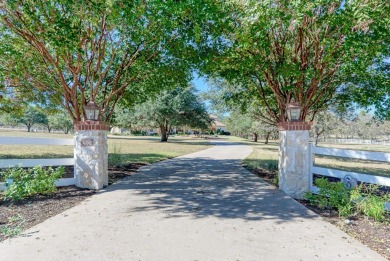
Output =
[{"x1": 0, "y1": 142, "x2": 386, "y2": 261}]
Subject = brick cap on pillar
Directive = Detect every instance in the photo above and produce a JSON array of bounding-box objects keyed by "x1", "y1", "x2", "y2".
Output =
[
  {"x1": 74, "y1": 121, "x2": 110, "y2": 131},
  {"x1": 277, "y1": 121, "x2": 312, "y2": 131}
]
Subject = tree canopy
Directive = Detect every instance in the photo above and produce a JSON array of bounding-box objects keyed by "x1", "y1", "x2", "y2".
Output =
[
  {"x1": 200, "y1": 0, "x2": 390, "y2": 124},
  {"x1": 0, "y1": 0, "x2": 225, "y2": 122},
  {"x1": 1, "y1": 1, "x2": 388, "y2": 125},
  {"x1": 338, "y1": 60, "x2": 390, "y2": 120}
]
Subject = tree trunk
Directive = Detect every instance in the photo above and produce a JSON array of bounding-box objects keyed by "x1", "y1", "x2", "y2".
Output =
[
  {"x1": 47, "y1": 127, "x2": 52, "y2": 133},
  {"x1": 314, "y1": 133, "x2": 319, "y2": 146},
  {"x1": 253, "y1": 133, "x2": 258, "y2": 142},
  {"x1": 160, "y1": 127, "x2": 168, "y2": 142},
  {"x1": 27, "y1": 125, "x2": 31, "y2": 132},
  {"x1": 264, "y1": 132, "x2": 270, "y2": 144}
]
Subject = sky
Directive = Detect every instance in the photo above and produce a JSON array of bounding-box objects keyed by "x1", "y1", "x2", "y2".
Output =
[{"x1": 191, "y1": 72, "x2": 209, "y2": 92}]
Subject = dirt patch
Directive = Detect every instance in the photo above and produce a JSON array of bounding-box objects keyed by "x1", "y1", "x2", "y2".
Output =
[
  {"x1": 247, "y1": 166, "x2": 278, "y2": 187},
  {"x1": 0, "y1": 163, "x2": 145, "y2": 242},
  {"x1": 244, "y1": 166, "x2": 390, "y2": 260}
]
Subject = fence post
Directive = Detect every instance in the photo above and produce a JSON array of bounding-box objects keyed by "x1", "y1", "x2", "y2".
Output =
[{"x1": 309, "y1": 143, "x2": 314, "y2": 192}]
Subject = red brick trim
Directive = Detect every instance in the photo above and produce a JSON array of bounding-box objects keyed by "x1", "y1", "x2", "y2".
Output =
[
  {"x1": 74, "y1": 121, "x2": 110, "y2": 131},
  {"x1": 277, "y1": 121, "x2": 312, "y2": 131}
]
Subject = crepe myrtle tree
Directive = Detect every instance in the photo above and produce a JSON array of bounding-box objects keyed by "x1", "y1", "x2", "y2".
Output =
[
  {"x1": 0, "y1": 1, "x2": 218, "y2": 122},
  {"x1": 0, "y1": 0, "x2": 224, "y2": 189},
  {"x1": 200, "y1": 0, "x2": 389, "y2": 198},
  {"x1": 204, "y1": 0, "x2": 389, "y2": 124}
]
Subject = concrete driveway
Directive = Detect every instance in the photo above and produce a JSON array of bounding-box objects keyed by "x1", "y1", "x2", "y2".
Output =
[{"x1": 0, "y1": 141, "x2": 386, "y2": 260}]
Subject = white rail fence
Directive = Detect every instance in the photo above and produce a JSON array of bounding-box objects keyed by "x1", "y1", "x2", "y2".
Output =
[
  {"x1": 310, "y1": 145, "x2": 390, "y2": 192},
  {"x1": 0, "y1": 136, "x2": 75, "y2": 191},
  {"x1": 0, "y1": 125, "x2": 68, "y2": 134},
  {"x1": 322, "y1": 138, "x2": 390, "y2": 146}
]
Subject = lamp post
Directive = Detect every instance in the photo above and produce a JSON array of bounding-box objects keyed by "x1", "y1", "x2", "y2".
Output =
[
  {"x1": 277, "y1": 98, "x2": 311, "y2": 199},
  {"x1": 286, "y1": 99, "x2": 302, "y2": 122},
  {"x1": 84, "y1": 101, "x2": 101, "y2": 121}
]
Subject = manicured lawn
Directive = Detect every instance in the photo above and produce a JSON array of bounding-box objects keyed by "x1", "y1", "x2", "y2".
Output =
[
  {"x1": 237, "y1": 137, "x2": 390, "y2": 178},
  {"x1": 0, "y1": 131, "x2": 74, "y2": 159},
  {"x1": 242, "y1": 142, "x2": 279, "y2": 172},
  {"x1": 0, "y1": 131, "x2": 211, "y2": 164},
  {"x1": 319, "y1": 143, "x2": 390, "y2": 153},
  {"x1": 1, "y1": 130, "x2": 389, "y2": 177},
  {"x1": 314, "y1": 143, "x2": 390, "y2": 178},
  {"x1": 107, "y1": 135, "x2": 211, "y2": 164}
]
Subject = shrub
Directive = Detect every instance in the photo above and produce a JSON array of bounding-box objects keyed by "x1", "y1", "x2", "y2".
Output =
[
  {"x1": 218, "y1": 130, "x2": 231, "y2": 135},
  {"x1": 304, "y1": 178, "x2": 352, "y2": 216},
  {"x1": 305, "y1": 179, "x2": 389, "y2": 221},
  {"x1": 351, "y1": 185, "x2": 388, "y2": 221},
  {"x1": 273, "y1": 173, "x2": 279, "y2": 187},
  {"x1": 4, "y1": 166, "x2": 64, "y2": 201}
]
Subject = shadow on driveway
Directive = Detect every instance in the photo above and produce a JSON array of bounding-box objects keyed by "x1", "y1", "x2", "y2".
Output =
[{"x1": 104, "y1": 156, "x2": 317, "y2": 224}]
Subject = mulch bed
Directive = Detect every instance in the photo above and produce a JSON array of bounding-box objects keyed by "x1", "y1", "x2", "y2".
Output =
[
  {"x1": 246, "y1": 165, "x2": 390, "y2": 260},
  {"x1": 298, "y1": 199, "x2": 390, "y2": 260},
  {"x1": 0, "y1": 163, "x2": 145, "y2": 242}
]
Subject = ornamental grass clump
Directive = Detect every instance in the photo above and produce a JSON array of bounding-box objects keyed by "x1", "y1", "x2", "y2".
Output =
[{"x1": 4, "y1": 166, "x2": 64, "y2": 201}]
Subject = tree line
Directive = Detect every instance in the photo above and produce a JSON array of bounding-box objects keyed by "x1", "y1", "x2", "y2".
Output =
[
  {"x1": 221, "y1": 108, "x2": 390, "y2": 145},
  {"x1": 0, "y1": 106, "x2": 73, "y2": 134}
]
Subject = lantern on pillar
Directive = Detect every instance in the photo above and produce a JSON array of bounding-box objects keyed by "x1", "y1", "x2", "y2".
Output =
[
  {"x1": 84, "y1": 101, "x2": 100, "y2": 121},
  {"x1": 286, "y1": 99, "x2": 301, "y2": 122}
]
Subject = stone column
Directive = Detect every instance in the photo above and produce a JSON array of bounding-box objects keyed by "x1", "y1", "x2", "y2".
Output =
[
  {"x1": 277, "y1": 122, "x2": 312, "y2": 199},
  {"x1": 74, "y1": 121, "x2": 110, "y2": 190}
]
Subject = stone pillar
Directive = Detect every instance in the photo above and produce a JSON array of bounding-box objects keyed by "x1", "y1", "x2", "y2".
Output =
[
  {"x1": 74, "y1": 121, "x2": 110, "y2": 190},
  {"x1": 277, "y1": 122, "x2": 312, "y2": 199}
]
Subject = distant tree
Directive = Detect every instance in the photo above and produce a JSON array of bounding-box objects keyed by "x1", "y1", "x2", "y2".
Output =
[
  {"x1": 203, "y1": 79, "x2": 278, "y2": 142},
  {"x1": 123, "y1": 86, "x2": 211, "y2": 142},
  {"x1": 0, "y1": 112, "x2": 19, "y2": 127},
  {"x1": 113, "y1": 107, "x2": 133, "y2": 130},
  {"x1": 354, "y1": 112, "x2": 382, "y2": 141},
  {"x1": 47, "y1": 112, "x2": 74, "y2": 134},
  {"x1": 382, "y1": 121, "x2": 390, "y2": 141},
  {"x1": 311, "y1": 111, "x2": 338, "y2": 146},
  {"x1": 226, "y1": 109, "x2": 277, "y2": 143},
  {"x1": 16, "y1": 106, "x2": 47, "y2": 132},
  {"x1": 226, "y1": 111, "x2": 253, "y2": 140}
]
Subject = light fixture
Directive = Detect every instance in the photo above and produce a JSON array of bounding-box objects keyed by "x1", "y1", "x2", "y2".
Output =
[
  {"x1": 286, "y1": 99, "x2": 301, "y2": 122},
  {"x1": 84, "y1": 101, "x2": 100, "y2": 121}
]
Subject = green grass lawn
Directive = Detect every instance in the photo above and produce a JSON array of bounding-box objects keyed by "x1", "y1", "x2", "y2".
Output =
[
  {"x1": 314, "y1": 142, "x2": 390, "y2": 178},
  {"x1": 239, "y1": 138, "x2": 390, "y2": 178},
  {"x1": 0, "y1": 131, "x2": 211, "y2": 164},
  {"x1": 1, "y1": 130, "x2": 389, "y2": 178},
  {"x1": 107, "y1": 135, "x2": 211, "y2": 164}
]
